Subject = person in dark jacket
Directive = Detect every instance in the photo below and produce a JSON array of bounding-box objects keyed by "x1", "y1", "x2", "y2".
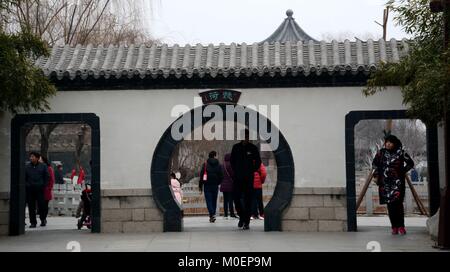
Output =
[
  {"x1": 55, "y1": 164, "x2": 65, "y2": 185},
  {"x1": 25, "y1": 152, "x2": 49, "y2": 228},
  {"x1": 372, "y1": 135, "x2": 414, "y2": 235},
  {"x1": 199, "y1": 151, "x2": 224, "y2": 223},
  {"x1": 230, "y1": 129, "x2": 262, "y2": 230},
  {"x1": 220, "y1": 153, "x2": 237, "y2": 219}
]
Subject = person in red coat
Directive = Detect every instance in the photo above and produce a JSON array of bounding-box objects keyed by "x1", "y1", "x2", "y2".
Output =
[
  {"x1": 78, "y1": 166, "x2": 85, "y2": 185},
  {"x1": 39, "y1": 156, "x2": 55, "y2": 226},
  {"x1": 70, "y1": 164, "x2": 85, "y2": 189},
  {"x1": 251, "y1": 163, "x2": 267, "y2": 220}
]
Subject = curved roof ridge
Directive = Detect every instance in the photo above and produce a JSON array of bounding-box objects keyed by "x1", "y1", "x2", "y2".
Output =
[
  {"x1": 38, "y1": 39, "x2": 409, "y2": 81},
  {"x1": 260, "y1": 9, "x2": 317, "y2": 44}
]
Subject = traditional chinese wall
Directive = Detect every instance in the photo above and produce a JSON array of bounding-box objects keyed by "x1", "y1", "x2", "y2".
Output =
[
  {"x1": 0, "y1": 86, "x2": 405, "y2": 192},
  {"x1": 0, "y1": 112, "x2": 11, "y2": 235},
  {"x1": 0, "y1": 111, "x2": 12, "y2": 193}
]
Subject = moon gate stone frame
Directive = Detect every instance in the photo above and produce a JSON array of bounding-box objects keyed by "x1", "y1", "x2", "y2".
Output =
[
  {"x1": 10, "y1": 113, "x2": 101, "y2": 235},
  {"x1": 345, "y1": 110, "x2": 440, "y2": 232},
  {"x1": 150, "y1": 104, "x2": 295, "y2": 232}
]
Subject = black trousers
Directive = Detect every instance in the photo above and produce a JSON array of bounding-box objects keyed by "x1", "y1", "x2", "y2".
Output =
[
  {"x1": 252, "y1": 188, "x2": 264, "y2": 217},
  {"x1": 42, "y1": 200, "x2": 50, "y2": 221},
  {"x1": 204, "y1": 186, "x2": 219, "y2": 217},
  {"x1": 387, "y1": 200, "x2": 405, "y2": 228},
  {"x1": 26, "y1": 186, "x2": 46, "y2": 225},
  {"x1": 222, "y1": 192, "x2": 235, "y2": 217},
  {"x1": 233, "y1": 188, "x2": 253, "y2": 225}
]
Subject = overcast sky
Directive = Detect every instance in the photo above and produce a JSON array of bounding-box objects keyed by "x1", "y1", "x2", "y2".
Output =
[{"x1": 147, "y1": 0, "x2": 409, "y2": 45}]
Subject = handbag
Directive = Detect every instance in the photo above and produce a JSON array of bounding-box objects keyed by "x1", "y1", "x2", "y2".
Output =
[{"x1": 202, "y1": 162, "x2": 207, "y2": 182}]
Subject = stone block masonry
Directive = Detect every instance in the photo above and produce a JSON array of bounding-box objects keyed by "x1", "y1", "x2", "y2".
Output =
[
  {"x1": 101, "y1": 189, "x2": 163, "y2": 233},
  {"x1": 0, "y1": 192, "x2": 9, "y2": 236},
  {"x1": 282, "y1": 187, "x2": 347, "y2": 232}
]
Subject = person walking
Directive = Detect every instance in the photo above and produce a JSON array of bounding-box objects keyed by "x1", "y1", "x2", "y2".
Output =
[
  {"x1": 54, "y1": 163, "x2": 65, "y2": 191},
  {"x1": 25, "y1": 152, "x2": 49, "y2": 228},
  {"x1": 39, "y1": 156, "x2": 55, "y2": 226},
  {"x1": 372, "y1": 135, "x2": 414, "y2": 235},
  {"x1": 251, "y1": 162, "x2": 267, "y2": 220},
  {"x1": 220, "y1": 153, "x2": 237, "y2": 219},
  {"x1": 70, "y1": 163, "x2": 85, "y2": 190},
  {"x1": 230, "y1": 129, "x2": 262, "y2": 230},
  {"x1": 199, "y1": 151, "x2": 223, "y2": 223}
]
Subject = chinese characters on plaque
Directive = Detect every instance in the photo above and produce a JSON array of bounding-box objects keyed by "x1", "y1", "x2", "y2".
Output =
[{"x1": 199, "y1": 90, "x2": 241, "y2": 105}]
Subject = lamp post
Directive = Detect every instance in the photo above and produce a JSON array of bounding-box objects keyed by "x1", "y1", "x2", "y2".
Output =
[{"x1": 430, "y1": 0, "x2": 450, "y2": 250}]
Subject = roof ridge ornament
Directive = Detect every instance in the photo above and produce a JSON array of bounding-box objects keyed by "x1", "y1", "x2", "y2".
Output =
[
  {"x1": 286, "y1": 9, "x2": 293, "y2": 17},
  {"x1": 261, "y1": 9, "x2": 317, "y2": 44}
]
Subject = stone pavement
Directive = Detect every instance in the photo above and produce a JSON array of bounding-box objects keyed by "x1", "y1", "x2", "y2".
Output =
[{"x1": 0, "y1": 215, "x2": 444, "y2": 252}]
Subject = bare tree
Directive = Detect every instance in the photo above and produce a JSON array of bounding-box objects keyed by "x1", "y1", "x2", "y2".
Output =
[
  {"x1": 38, "y1": 123, "x2": 58, "y2": 158},
  {"x1": 23, "y1": 123, "x2": 35, "y2": 139},
  {"x1": 355, "y1": 119, "x2": 427, "y2": 172},
  {"x1": 74, "y1": 124, "x2": 88, "y2": 165},
  {"x1": 321, "y1": 31, "x2": 380, "y2": 42},
  {"x1": 375, "y1": 7, "x2": 389, "y2": 40},
  {"x1": 5, "y1": 0, "x2": 154, "y2": 46},
  {"x1": 5, "y1": 1, "x2": 155, "y2": 161},
  {"x1": 170, "y1": 139, "x2": 238, "y2": 184}
]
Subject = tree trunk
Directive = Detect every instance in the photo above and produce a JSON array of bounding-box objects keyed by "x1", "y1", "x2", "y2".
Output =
[
  {"x1": 40, "y1": 132, "x2": 49, "y2": 158},
  {"x1": 38, "y1": 124, "x2": 58, "y2": 158},
  {"x1": 74, "y1": 125, "x2": 88, "y2": 165},
  {"x1": 23, "y1": 123, "x2": 34, "y2": 139}
]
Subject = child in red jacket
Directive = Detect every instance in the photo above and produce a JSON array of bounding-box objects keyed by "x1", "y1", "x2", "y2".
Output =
[{"x1": 251, "y1": 163, "x2": 267, "y2": 219}]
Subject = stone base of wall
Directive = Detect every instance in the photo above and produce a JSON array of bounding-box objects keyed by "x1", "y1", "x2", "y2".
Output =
[
  {"x1": 101, "y1": 189, "x2": 163, "y2": 233},
  {"x1": 282, "y1": 187, "x2": 347, "y2": 232},
  {"x1": 0, "y1": 192, "x2": 9, "y2": 236}
]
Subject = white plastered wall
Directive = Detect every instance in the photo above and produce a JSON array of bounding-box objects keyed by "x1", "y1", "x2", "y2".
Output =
[{"x1": 0, "y1": 86, "x2": 405, "y2": 191}]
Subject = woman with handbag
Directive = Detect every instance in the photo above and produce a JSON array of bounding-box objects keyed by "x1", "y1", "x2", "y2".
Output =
[{"x1": 199, "y1": 151, "x2": 224, "y2": 223}]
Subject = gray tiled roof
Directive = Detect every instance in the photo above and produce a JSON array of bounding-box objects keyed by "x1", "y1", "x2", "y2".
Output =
[
  {"x1": 261, "y1": 10, "x2": 317, "y2": 43},
  {"x1": 37, "y1": 39, "x2": 409, "y2": 80}
]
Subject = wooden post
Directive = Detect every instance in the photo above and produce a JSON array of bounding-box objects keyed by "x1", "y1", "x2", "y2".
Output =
[
  {"x1": 375, "y1": 7, "x2": 390, "y2": 40},
  {"x1": 440, "y1": 0, "x2": 450, "y2": 250},
  {"x1": 430, "y1": 0, "x2": 450, "y2": 249},
  {"x1": 357, "y1": 170, "x2": 429, "y2": 217},
  {"x1": 406, "y1": 175, "x2": 429, "y2": 216},
  {"x1": 356, "y1": 170, "x2": 375, "y2": 211},
  {"x1": 383, "y1": 7, "x2": 389, "y2": 40}
]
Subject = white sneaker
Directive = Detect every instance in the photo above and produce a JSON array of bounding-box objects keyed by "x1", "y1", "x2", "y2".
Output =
[
  {"x1": 250, "y1": 216, "x2": 255, "y2": 220},
  {"x1": 258, "y1": 215, "x2": 264, "y2": 220}
]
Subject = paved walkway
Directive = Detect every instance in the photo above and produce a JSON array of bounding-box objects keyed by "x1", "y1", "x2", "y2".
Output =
[{"x1": 0, "y1": 216, "x2": 443, "y2": 252}]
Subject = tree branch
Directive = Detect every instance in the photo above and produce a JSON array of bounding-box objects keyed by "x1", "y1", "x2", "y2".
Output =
[
  {"x1": 80, "y1": 0, "x2": 110, "y2": 45},
  {"x1": 68, "y1": 0, "x2": 95, "y2": 45},
  {"x1": 41, "y1": 3, "x2": 68, "y2": 39},
  {"x1": 66, "y1": 2, "x2": 78, "y2": 44}
]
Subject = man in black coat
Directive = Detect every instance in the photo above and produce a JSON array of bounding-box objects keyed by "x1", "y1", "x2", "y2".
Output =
[
  {"x1": 230, "y1": 129, "x2": 262, "y2": 230},
  {"x1": 25, "y1": 152, "x2": 49, "y2": 228}
]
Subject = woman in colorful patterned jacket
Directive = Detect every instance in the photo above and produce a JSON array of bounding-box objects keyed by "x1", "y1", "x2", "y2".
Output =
[{"x1": 372, "y1": 135, "x2": 414, "y2": 235}]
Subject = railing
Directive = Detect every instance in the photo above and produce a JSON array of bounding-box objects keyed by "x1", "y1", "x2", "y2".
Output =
[
  {"x1": 181, "y1": 182, "x2": 276, "y2": 216},
  {"x1": 47, "y1": 181, "x2": 82, "y2": 217},
  {"x1": 356, "y1": 173, "x2": 429, "y2": 215}
]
